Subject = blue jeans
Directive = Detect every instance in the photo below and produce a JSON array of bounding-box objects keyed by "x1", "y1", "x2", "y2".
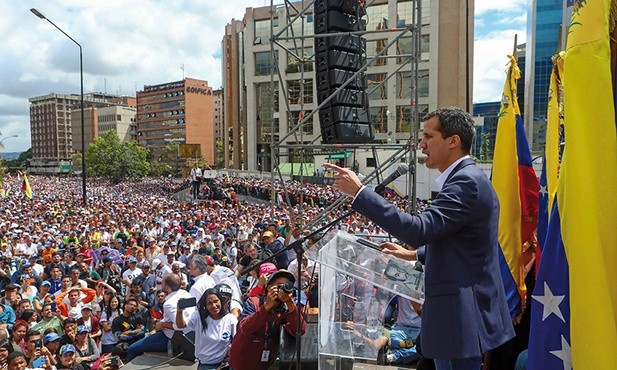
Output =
[
  {"x1": 127, "y1": 331, "x2": 169, "y2": 362},
  {"x1": 514, "y1": 349, "x2": 528, "y2": 370},
  {"x1": 388, "y1": 324, "x2": 421, "y2": 364},
  {"x1": 434, "y1": 357, "x2": 482, "y2": 370},
  {"x1": 198, "y1": 363, "x2": 222, "y2": 370}
]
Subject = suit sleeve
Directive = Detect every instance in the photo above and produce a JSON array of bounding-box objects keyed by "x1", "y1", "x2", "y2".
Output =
[{"x1": 352, "y1": 174, "x2": 479, "y2": 247}]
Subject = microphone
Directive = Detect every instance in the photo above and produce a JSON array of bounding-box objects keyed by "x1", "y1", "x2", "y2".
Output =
[{"x1": 374, "y1": 164, "x2": 409, "y2": 194}]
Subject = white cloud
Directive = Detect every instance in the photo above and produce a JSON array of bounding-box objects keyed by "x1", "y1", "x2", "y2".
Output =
[
  {"x1": 0, "y1": 0, "x2": 272, "y2": 152},
  {"x1": 473, "y1": 28, "x2": 527, "y2": 103},
  {"x1": 475, "y1": 0, "x2": 527, "y2": 16}
]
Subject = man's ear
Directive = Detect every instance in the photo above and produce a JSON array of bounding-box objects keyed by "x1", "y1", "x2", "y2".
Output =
[{"x1": 448, "y1": 134, "x2": 461, "y2": 149}]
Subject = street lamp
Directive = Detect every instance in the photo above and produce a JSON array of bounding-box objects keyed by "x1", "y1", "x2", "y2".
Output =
[
  {"x1": 31, "y1": 8, "x2": 87, "y2": 206},
  {"x1": 0, "y1": 134, "x2": 19, "y2": 147}
]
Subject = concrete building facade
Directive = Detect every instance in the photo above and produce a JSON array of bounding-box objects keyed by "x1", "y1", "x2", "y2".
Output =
[
  {"x1": 29, "y1": 93, "x2": 135, "y2": 174},
  {"x1": 136, "y1": 78, "x2": 215, "y2": 165},
  {"x1": 222, "y1": 0, "x2": 473, "y2": 171},
  {"x1": 213, "y1": 89, "x2": 224, "y2": 143}
]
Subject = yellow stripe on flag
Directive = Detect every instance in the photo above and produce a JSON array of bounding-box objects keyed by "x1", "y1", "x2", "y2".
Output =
[{"x1": 561, "y1": 0, "x2": 617, "y2": 367}]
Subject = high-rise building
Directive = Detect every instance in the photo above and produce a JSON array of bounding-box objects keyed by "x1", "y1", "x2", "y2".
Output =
[
  {"x1": 223, "y1": 0, "x2": 474, "y2": 171},
  {"x1": 29, "y1": 93, "x2": 134, "y2": 174},
  {"x1": 213, "y1": 89, "x2": 225, "y2": 166},
  {"x1": 524, "y1": 0, "x2": 570, "y2": 153},
  {"x1": 136, "y1": 78, "x2": 215, "y2": 165},
  {"x1": 71, "y1": 105, "x2": 137, "y2": 153}
]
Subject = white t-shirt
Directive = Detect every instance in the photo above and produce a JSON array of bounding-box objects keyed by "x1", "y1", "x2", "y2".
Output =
[
  {"x1": 100, "y1": 310, "x2": 121, "y2": 345},
  {"x1": 186, "y1": 312, "x2": 237, "y2": 364},
  {"x1": 122, "y1": 267, "x2": 143, "y2": 295},
  {"x1": 162, "y1": 289, "x2": 195, "y2": 338},
  {"x1": 189, "y1": 273, "x2": 216, "y2": 301},
  {"x1": 154, "y1": 265, "x2": 172, "y2": 290}
]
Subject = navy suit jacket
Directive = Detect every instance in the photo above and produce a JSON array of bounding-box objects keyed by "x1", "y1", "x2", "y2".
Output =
[{"x1": 353, "y1": 158, "x2": 514, "y2": 359}]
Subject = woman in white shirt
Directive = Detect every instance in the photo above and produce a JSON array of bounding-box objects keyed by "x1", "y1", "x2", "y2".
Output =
[
  {"x1": 175, "y1": 288, "x2": 237, "y2": 370},
  {"x1": 99, "y1": 295, "x2": 122, "y2": 354}
]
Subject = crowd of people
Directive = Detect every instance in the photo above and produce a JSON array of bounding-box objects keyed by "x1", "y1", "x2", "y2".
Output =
[{"x1": 0, "y1": 173, "x2": 428, "y2": 370}]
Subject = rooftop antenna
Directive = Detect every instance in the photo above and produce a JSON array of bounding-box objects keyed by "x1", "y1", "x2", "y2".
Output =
[{"x1": 181, "y1": 63, "x2": 185, "y2": 79}]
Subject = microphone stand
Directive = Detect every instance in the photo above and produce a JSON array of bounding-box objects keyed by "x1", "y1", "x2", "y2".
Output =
[
  {"x1": 240, "y1": 208, "x2": 356, "y2": 370},
  {"x1": 242, "y1": 180, "x2": 397, "y2": 369}
]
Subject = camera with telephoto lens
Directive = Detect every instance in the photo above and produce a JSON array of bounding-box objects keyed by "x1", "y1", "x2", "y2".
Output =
[{"x1": 278, "y1": 281, "x2": 294, "y2": 293}]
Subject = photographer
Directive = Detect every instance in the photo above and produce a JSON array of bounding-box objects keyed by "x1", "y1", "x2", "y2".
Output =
[
  {"x1": 228, "y1": 270, "x2": 306, "y2": 370},
  {"x1": 175, "y1": 288, "x2": 237, "y2": 369}
]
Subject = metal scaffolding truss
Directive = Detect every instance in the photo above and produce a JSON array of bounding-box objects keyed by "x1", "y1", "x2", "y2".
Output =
[{"x1": 263, "y1": 0, "x2": 424, "y2": 220}]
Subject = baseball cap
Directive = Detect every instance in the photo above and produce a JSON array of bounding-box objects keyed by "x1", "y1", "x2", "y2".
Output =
[
  {"x1": 128, "y1": 256, "x2": 137, "y2": 263},
  {"x1": 81, "y1": 303, "x2": 93, "y2": 311},
  {"x1": 102, "y1": 257, "x2": 112, "y2": 264},
  {"x1": 60, "y1": 344, "x2": 76, "y2": 355},
  {"x1": 266, "y1": 269, "x2": 295, "y2": 288},
  {"x1": 204, "y1": 255, "x2": 214, "y2": 266},
  {"x1": 259, "y1": 262, "x2": 278, "y2": 275},
  {"x1": 138, "y1": 261, "x2": 150, "y2": 269},
  {"x1": 44, "y1": 333, "x2": 61, "y2": 344},
  {"x1": 152, "y1": 258, "x2": 162, "y2": 268},
  {"x1": 41, "y1": 281, "x2": 51, "y2": 287},
  {"x1": 77, "y1": 325, "x2": 90, "y2": 334},
  {"x1": 262, "y1": 231, "x2": 274, "y2": 238}
]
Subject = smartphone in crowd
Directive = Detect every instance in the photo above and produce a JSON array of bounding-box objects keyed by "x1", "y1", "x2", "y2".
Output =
[
  {"x1": 32, "y1": 357, "x2": 46, "y2": 368},
  {"x1": 177, "y1": 297, "x2": 197, "y2": 309}
]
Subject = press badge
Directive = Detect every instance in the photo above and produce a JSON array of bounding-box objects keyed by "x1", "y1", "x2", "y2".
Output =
[{"x1": 261, "y1": 350, "x2": 270, "y2": 362}]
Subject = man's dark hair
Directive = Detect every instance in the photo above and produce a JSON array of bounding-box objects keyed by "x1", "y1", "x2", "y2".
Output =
[
  {"x1": 111, "y1": 342, "x2": 130, "y2": 362},
  {"x1": 63, "y1": 317, "x2": 77, "y2": 327},
  {"x1": 163, "y1": 273, "x2": 182, "y2": 292},
  {"x1": 423, "y1": 106, "x2": 475, "y2": 154},
  {"x1": 124, "y1": 297, "x2": 139, "y2": 309},
  {"x1": 25, "y1": 329, "x2": 40, "y2": 341}
]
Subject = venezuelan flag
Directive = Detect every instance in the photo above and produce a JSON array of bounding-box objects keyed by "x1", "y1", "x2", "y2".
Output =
[
  {"x1": 537, "y1": 52, "x2": 564, "y2": 269},
  {"x1": 529, "y1": 1, "x2": 617, "y2": 368},
  {"x1": 383, "y1": 183, "x2": 404, "y2": 198},
  {"x1": 20, "y1": 171, "x2": 33, "y2": 199},
  {"x1": 491, "y1": 55, "x2": 539, "y2": 320}
]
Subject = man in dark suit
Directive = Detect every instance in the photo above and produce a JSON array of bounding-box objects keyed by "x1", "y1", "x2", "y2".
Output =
[{"x1": 324, "y1": 107, "x2": 514, "y2": 370}]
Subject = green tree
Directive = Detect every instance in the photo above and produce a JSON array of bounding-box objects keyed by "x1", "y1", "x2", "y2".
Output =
[
  {"x1": 215, "y1": 141, "x2": 225, "y2": 168},
  {"x1": 86, "y1": 130, "x2": 150, "y2": 183}
]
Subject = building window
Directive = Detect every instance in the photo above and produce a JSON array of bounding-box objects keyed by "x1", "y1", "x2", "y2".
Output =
[
  {"x1": 286, "y1": 47, "x2": 313, "y2": 73},
  {"x1": 396, "y1": 104, "x2": 428, "y2": 133},
  {"x1": 255, "y1": 51, "x2": 277, "y2": 76},
  {"x1": 396, "y1": 71, "x2": 428, "y2": 99},
  {"x1": 367, "y1": 73, "x2": 387, "y2": 100},
  {"x1": 365, "y1": 4, "x2": 388, "y2": 32},
  {"x1": 287, "y1": 79, "x2": 313, "y2": 104},
  {"x1": 255, "y1": 19, "x2": 277, "y2": 44},
  {"x1": 369, "y1": 106, "x2": 388, "y2": 133},
  {"x1": 366, "y1": 39, "x2": 387, "y2": 66},
  {"x1": 289, "y1": 111, "x2": 313, "y2": 135}
]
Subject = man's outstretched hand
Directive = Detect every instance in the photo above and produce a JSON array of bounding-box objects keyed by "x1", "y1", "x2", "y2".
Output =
[
  {"x1": 380, "y1": 242, "x2": 418, "y2": 261},
  {"x1": 323, "y1": 163, "x2": 363, "y2": 197}
]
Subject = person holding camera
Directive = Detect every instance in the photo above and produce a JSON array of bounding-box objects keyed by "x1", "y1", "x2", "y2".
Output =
[
  {"x1": 228, "y1": 270, "x2": 306, "y2": 370},
  {"x1": 175, "y1": 288, "x2": 237, "y2": 370}
]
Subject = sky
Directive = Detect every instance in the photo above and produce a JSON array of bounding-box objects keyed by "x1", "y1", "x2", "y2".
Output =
[{"x1": 0, "y1": 0, "x2": 527, "y2": 153}]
